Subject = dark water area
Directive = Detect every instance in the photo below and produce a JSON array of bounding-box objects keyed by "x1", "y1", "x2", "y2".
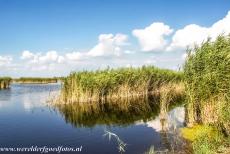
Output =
[{"x1": 0, "y1": 84, "x2": 185, "y2": 154}]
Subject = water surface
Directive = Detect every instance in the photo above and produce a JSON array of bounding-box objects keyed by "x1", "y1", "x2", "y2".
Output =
[{"x1": 0, "y1": 84, "x2": 185, "y2": 154}]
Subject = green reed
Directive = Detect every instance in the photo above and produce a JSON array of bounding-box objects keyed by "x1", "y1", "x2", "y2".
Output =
[
  {"x1": 184, "y1": 35, "x2": 230, "y2": 153},
  {"x1": 14, "y1": 77, "x2": 58, "y2": 84},
  {"x1": 0, "y1": 77, "x2": 11, "y2": 89},
  {"x1": 184, "y1": 35, "x2": 230, "y2": 128},
  {"x1": 60, "y1": 66, "x2": 183, "y2": 103}
]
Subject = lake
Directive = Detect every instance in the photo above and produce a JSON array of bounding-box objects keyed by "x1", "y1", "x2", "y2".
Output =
[{"x1": 0, "y1": 83, "x2": 185, "y2": 154}]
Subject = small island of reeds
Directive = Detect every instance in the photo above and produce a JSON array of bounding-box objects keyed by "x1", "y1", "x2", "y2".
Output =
[
  {"x1": 13, "y1": 77, "x2": 58, "y2": 84},
  {"x1": 0, "y1": 77, "x2": 12, "y2": 89},
  {"x1": 59, "y1": 66, "x2": 184, "y2": 104}
]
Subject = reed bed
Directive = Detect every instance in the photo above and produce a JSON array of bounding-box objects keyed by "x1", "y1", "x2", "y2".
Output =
[
  {"x1": 184, "y1": 35, "x2": 230, "y2": 153},
  {"x1": 184, "y1": 35, "x2": 230, "y2": 129},
  {"x1": 13, "y1": 77, "x2": 58, "y2": 84},
  {"x1": 60, "y1": 66, "x2": 183, "y2": 103},
  {"x1": 0, "y1": 77, "x2": 11, "y2": 89}
]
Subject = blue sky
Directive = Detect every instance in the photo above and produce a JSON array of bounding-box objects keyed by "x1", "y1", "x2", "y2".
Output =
[{"x1": 0, "y1": 0, "x2": 230, "y2": 77}]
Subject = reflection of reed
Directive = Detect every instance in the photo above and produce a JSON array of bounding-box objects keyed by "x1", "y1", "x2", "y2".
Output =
[
  {"x1": 159, "y1": 83, "x2": 184, "y2": 131},
  {"x1": 54, "y1": 96, "x2": 162, "y2": 128},
  {"x1": 0, "y1": 88, "x2": 11, "y2": 101},
  {"x1": 158, "y1": 83, "x2": 185, "y2": 152},
  {"x1": 53, "y1": 86, "x2": 185, "y2": 128}
]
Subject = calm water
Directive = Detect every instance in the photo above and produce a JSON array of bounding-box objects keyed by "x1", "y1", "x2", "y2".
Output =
[{"x1": 0, "y1": 84, "x2": 185, "y2": 154}]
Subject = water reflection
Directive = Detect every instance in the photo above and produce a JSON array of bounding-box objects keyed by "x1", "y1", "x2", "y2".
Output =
[
  {"x1": 0, "y1": 88, "x2": 12, "y2": 108},
  {"x1": 140, "y1": 107, "x2": 185, "y2": 132},
  {"x1": 0, "y1": 83, "x2": 60, "y2": 111},
  {"x1": 53, "y1": 96, "x2": 184, "y2": 128},
  {"x1": 54, "y1": 96, "x2": 186, "y2": 152},
  {"x1": 53, "y1": 97, "x2": 159, "y2": 127},
  {"x1": 0, "y1": 88, "x2": 11, "y2": 100}
]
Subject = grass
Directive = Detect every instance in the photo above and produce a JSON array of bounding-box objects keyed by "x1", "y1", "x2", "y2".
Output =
[
  {"x1": 0, "y1": 77, "x2": 11, "y2": 89},
  {"x1": 181, "y1": 125, "x2": 219, "y2": 142},
  {"x1": 13, "y1": 77, "x2": 58, "y2": 84},
  {"x1": 60, "y1": 65, "x2": 183, "y2": 103},
  {"x1": 183, "y1": 35, "x2": 230, "y2": 153},
  {"x1": 181, "y1": 124, "x2": 229, "y2": 154}
]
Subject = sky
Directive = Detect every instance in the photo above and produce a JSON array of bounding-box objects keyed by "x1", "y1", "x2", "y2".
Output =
[{"x1": 0, "y1": 0, "x2": 230, "y2": 77}]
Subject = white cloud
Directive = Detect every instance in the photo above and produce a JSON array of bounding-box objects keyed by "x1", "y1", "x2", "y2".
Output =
[
  {"x1": 132, "y1": 11, "x2": 230, "y2": 52},
  {"x1": 21, "y1": 50, "x2": 35, "y2": 59},
  {"x1": 132, "y1": 22, "x2": 173, "y2": 52},
  {"x1": 20, "y1": 50, "x2": 67, "y2": 71},
  {"x1": 209, "y1": 11, "x2": 230, "y2": 38},
  {"x1": 65, "y1": 52, "x2": 85, "y2": 61},
  {"x1": 87, "y1": 33, "x2": 128, "y2": 57},
  {"x1": 21, "y1": 50, "x2": 65, "y2": 65},
  {"x1": 167, "y1": 11, "x2": 230, "y2": 51},
  {"x1": 167, "y1": 24, "x2": 208, "y2": 51},
  {"x1": 0, "y1": 56, "x2": 12, "y2": 66},
  {"x1": 38, "y1": 51, "x2": 65, "y2": 64}
]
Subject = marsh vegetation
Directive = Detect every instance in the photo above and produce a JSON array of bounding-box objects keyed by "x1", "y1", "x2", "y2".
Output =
[
  {"x1": 0, "y1": 77, "x2": 11, "y2": 89},
  {"x1": 13, "y1": 77, "x2": 58, "y2": 84},
  {"x1": 59, "y1": 66, "x2": 183, "y2": 104},
  {"x1": 183, "y1": 35, "x2": 230, "y2": 153}
]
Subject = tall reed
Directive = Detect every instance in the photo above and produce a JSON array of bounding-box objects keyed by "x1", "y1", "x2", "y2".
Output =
[
  {"x1": 184, "y1": 35, "x2": 230, "y2": 134},
  {"x1": 13, "y1": 77, "x2": 58, "y2": 84},
  {"x1": 0, "y1": 77, "x2": 11, "y2": 89},
  {"x1": 60, "y1": 66, "x2": 183, "y2": 103}
]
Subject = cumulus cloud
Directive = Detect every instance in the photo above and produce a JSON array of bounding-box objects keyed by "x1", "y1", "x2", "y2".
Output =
[
  {"x1": 20, "y1": 50, "x2": 66, "y2": 71},
  {"x1": 19, "y1": 33, "x2": 130, "y2": 72},
  {"x1": 167, "y1": 11, "x2": 230, "y2": 51},
  {"x1": 87, "y1": 33, "x2": 129, "y2": 57},
  {"x1": 20, "y1": 33, "x2": 129, "y2": 68},
  {"x1": 21, "y1": 50, "x2": 34, "y2": 59},
  {"x1": 132, "y1": 22, "x2": 173, "y2": 52},
  {"x1": 0, "y1": 56, "x2": 12, "y2": 66},
  {"x1": 166, "y1": 24, "x2": 208, "y2": 51},
  {"x1": 38, "y1": 51, "x2": 65, "y2": 64},
  {"x1": 132, "y1": 11, "x2": 230, "y2": 52},
  {"x1": 21, "y1": 50, "x2": 65, "y2": 65},
  {"x1": 66, "y1": 52, "x2": 85, "y2": 61}
]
